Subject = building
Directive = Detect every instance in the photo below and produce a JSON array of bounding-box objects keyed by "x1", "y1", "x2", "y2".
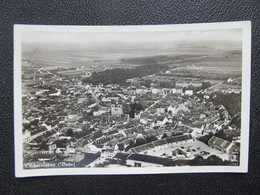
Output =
[
  {"x1": 23, "y1": 130, "x2": 31, "y2": 143},
  {"x1": 172, "y1": 88, "x2": 183, "y2": 94},
  {"x1": 176, "y1": 81, "x2": 202, "y2": 88},
  {"x1": 165, "y1": 134, "x2": 193, "y2": 146},
  {"x1": 101, "y1": 149, "x2": 115, "y2": 158},
  {"x1": 111, "y1": 103, "x2": 123, "y2": 116},
  {"x1": 184, "y1": 90, "x2": 194, "y2": 96},
  {"x1": 162, "y1": 88, "x2": 172, "y2": 98},
  {"x1": 113, "y1": 152, "x2": 130, "y2": 161},
  {"x1": 130, "y1": 134, "x2": 193, "y2": 154},
  {"x1": 37, "y1": 142, "x2": 57, "y2": 154},
  {"x1": 151, "y1": 88, "x2": 162, "y2": 95},
  {"x1": 55, "y1": 139, "x2": 70, "y2": 155},
  {"x1": 208, "y1": 136, "x2": 232, "y2": 153}
]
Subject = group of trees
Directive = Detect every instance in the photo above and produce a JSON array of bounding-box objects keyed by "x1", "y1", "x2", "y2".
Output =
[
  {"x1": 158, "y1": 80, "x2": 176, "y2": 88},
  {"x1": 22, "y1": 119, "x2": 40, "y2": 133},
  {"x1": 139, "y1": 79, "x2": 152, "y2": 88},
  {"x1": 189, "y1": 155, "x2": 230, "y2": 166},
  {"x1": 211, "y1": 92, "x2": 241, "y2": 117},
  {"x1": 82, "y1": 64, "x2": 169, "y2": 85},
  {"x1": 122, "y1": 103, "x2": 144, "y2": 118}
]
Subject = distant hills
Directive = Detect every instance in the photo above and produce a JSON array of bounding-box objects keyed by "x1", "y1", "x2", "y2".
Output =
[{"x1": 21, "y1": 40, "x2": 241, "y2": 72}]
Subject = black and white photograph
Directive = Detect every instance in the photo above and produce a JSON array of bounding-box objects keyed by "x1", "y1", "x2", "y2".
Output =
[{"x1": 14, "y1": 21, "x2": 251, "y2": 177}]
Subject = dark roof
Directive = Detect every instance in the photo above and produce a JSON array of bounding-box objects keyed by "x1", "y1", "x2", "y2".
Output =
[
  {"x1": 38, "y1": 143, "x2": 49, "y2": 151},
  {"x1": 56, "y1": 139, "x2": 69, "y2": 148},
  {"x1": 208, "y1": 136, "x2": 231, "y2": 149},
  {"x1": 82, "y1": 135, "x2": 94, "y2": 145},
  {"x1": 107, "y1": 129, "x2": 119, "y2": 136},
  {"x1": 94, "y1": 137, "x2": 111, "y2": 145},
  {"x1": 39, "y1": 126, "x2": 48, "y2": 132},
  {"x1": 114, "y1": 153, "x2": 130, "y2": 160},
  {"x1": 131, "y1": 142, "x2": 155, "y2": 153},
  {"x1": 29, "y1": 138, "x2": 41, "y2": 145},
  {"x1": 30, "y1": 153, "x2": 55, "y2": 160},
  {"x1": 70, "y1": 137, "x2": 77, "y2": 142},
  {"x1": 127, "y1": 154, "x2": 174, "y2": 166},
  {"x1": 229, "y1": 143, "x2": 240, "y2": 152},
  {"x1": 108, "y1": 114, "x2": 129, "y2": 123},
  {"x1": 95, "y1": 144, "x2": 104, "y2": 148},
  {"x1": 152, "y1": 139, "x2": 167, "y2": 147},
  {"x1": 123, "y1": 139, "x2": 132, "y2": 145},
  {"x1": 165, "y1": 134, "x2": 192, "y2": 144},
  {"x1": 117, "y1": 142, "x2": 124, "y2": 148},
  {"x1": 78, "y1": 153, "x2": 101, "y2": 166},
  {"x1": 94, "y1": 131, "x2": 103, "y2": 139},
  {"x1": 146, "y1": 129, "x2": 156, "y2": 134},
  {"x1": 74, "y1": 131, "x2": 93, "y2": 139},
  {"x1": 101, "y1": 148, "x2": 114, "y2": 153}
]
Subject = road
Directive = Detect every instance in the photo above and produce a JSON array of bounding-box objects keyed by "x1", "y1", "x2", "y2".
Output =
[
  {"x1": 145, "y1": 100, "x2": 160, "y2": 112},
  {"x1": 87, "y1": 85, "x2": 102, "y2": 106}
]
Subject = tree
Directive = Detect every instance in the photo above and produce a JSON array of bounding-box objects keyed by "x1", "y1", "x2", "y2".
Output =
[
  {"x1": 129, "y1": 103, "x2": 144, "y2": 118},
  {"x1": 161, "y1": 133, "x2": 168, "y2": 139},
  {"x1": 66, "y1": 128, "x2": 74, "y2": 136},
  {"x1": 30, "y1": 119, "x2": 39, "y2": 127},
  {"x1": 190, "y1": 155, "x2": 205, "y2": 165},
  {"x1": 201, "y1": 82, "x2": 212, "y2": 89},
  {"x1": 211, "y1": 92, "x2": 241, "y2": 117},
  {"x1": 206, "y1": 155, "x2": 224, "y2": 165},
  {"x1": 118, "y1": 144, "x2": 125, "y2": 151},
  {"x1": 144, "y1": 79, "x2": 151, "y2": 88},
  {"x1": 122, "y1": 103, "x2": 131, "y2": 114},
  {"x1": 146, "y1": 135, "x2": 158, "y2": 142},
  {"x1": 215, "y1": 130, "x2": 233, "y2": 142},
  {"x1": 125, "y1": 141, "x2": 135, "y2": 152},
  {"x1": 82, "y1": 63, "x2": 169, "y2": 85},
  {"x1": 136, "y1": 138, "x2": 146, "y2": 145}
]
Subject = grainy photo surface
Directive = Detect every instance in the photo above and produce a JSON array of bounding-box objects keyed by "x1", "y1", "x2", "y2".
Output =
[{"x1": 14, "y1": 22, "x2": 251, "y2": 177}]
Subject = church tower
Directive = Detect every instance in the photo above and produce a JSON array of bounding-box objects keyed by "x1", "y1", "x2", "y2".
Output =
[{"x1": 111, "y1": 102, "x2": 123, "y2": 116}]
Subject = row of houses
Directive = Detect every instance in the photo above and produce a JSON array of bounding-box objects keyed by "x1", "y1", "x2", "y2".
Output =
[
  {"x1": 130, "y1": 134, "x2": 193, "y2": 153},
  {"x1": 208, "y1": 136, "x2": 240, "y2": 154},
  {"x1": 113, "y1": 153, "x2": 176, "y2": 167}
]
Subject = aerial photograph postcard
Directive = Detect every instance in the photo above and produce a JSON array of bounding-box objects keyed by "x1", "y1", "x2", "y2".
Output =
[{"x1": 14, "y1": 21, "x2": 251, "y2": 177}]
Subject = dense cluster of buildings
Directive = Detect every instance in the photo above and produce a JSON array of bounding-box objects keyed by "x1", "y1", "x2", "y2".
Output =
[{"x1": 22, "y1": 65, "x2": 241, "y2": 168}]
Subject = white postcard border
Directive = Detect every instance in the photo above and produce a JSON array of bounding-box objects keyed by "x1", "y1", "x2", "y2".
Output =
[{"x1": 14, "y1": 21, "x2": 251, "y2": 177}]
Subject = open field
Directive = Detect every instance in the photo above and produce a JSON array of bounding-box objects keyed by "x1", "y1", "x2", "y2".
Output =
[
  {"x1": 145, "y1": 139, "x2": 229, "y2": 161},
  {"x1": 22, "y1": 40, "x2": 241, "y2": 74}
]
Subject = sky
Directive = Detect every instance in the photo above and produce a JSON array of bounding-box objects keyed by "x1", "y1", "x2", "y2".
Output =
[{"x1": 21, "y1": 28, "x2": 242, "y2": 45}]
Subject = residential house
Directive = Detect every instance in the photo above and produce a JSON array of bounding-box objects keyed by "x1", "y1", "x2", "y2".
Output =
[
  {"x1": 184, "y1": 90, "x2": 194, "y2": 96},
  {"x1": 55, "y1": 139, "x2": 70, "y2": 155},
  {"x1": 208, "y1": 136, "x2": 232, "y2": 153},
  {"x1": 165, "y1": 134, "x2": 193, "y2": 147},
  {"x1": 23, "y1": 130, "x2": 31, "y2": 143}
]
